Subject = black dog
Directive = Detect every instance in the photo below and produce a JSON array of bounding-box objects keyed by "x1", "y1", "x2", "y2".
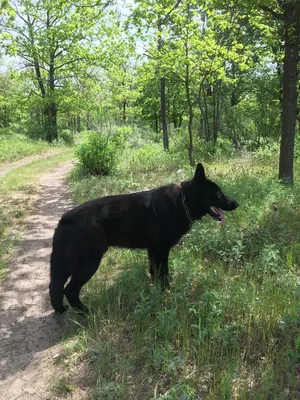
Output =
[{"x1": 49, "y1": 163, "x2": 238, "y2": 313}]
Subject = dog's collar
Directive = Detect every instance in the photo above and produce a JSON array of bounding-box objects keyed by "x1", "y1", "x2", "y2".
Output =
[{"x1": 177, "y1": 184, "x2": 193, "y2": 227}]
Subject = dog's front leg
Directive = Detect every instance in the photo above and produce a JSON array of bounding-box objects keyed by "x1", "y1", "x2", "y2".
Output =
[
  {"x1": 148, "y1": 247, "x2": 170, "y2": 289},
  {"x1": 147, "y1": 249, "x2": 156, "y2": 282}
]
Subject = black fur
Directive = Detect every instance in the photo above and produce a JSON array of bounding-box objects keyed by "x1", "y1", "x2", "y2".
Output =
[{"x1": 49, "y1": 163, "x2": 238, "y2": 313}]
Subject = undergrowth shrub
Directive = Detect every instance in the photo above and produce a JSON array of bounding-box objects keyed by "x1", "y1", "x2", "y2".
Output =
[
  {"x1": 171, "y1": 129, "x2": 237, "y2": 162},
  {"x1": 253, "y1": 142, "x2": 279, "y2": 161},
  {"x1": 56, "y1": 129, "x2": 75, "y2": 146},
  {"x1": 197, "y1": 137, "x2": 236, "y2": 159},
  {"x1": 75, "y1": 130, "x2": 124, "y2": 175},
  {"x1": 117, "y1": 128, "x2": 237, "y2": 175},
  {"x1": 117, "y1": 125, "x2": 161, "y2": 149},
  {"x1": 25, "y1": 122, "x2": 46, "y2": 140}
]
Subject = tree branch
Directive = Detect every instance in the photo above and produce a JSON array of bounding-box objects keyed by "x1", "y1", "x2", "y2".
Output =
[
  {"x1": 75, "y1": 0, "x2": 113, "y2": 8},
  {"x1": 259, "y1": 5, "x2": 283, "y2": 21},
  {"x1": 162, "y1": 0, "x2": 183, "y2": 25},
  {"x1": 54, "y1": 58, "x2": 84, "y2": 70},
  {"x1": 29, "y1": 90, "x2": 43, "y2": 98}
]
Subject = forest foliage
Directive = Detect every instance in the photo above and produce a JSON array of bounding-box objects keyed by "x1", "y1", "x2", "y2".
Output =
[
  {"x1": 0, "y1": 0, "x2": 299, "y2": 182},
  {"x1": 0, "y1": 2, "x2": 299, "y2": 399}
]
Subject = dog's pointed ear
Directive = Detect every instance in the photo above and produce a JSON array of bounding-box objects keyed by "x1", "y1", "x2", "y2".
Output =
[{"x1": 194, "y1": 163, "x2": 206, "y2": 181}]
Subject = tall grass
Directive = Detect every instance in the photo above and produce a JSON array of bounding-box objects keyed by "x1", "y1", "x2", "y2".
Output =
[
  {"x1": 0, "y1": 130, "x2": 75, "y2": 164},
  {"x1": 0, "y1": 133, "x2": 50, "y2": 163},
  {"x1": 64, "y1": 140, "x2": 300, "y2": 400}
]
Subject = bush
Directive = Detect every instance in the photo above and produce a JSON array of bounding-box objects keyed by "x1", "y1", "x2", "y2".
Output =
[
  {"x1": 54, "y1": 129, "x2": 74, "y2": 146},
  {"x1": 171, "y1": 129, "x2": 236, "y2": 162},
  {"x1": 75, "y1": 131, "x2": 122, "y2": 175},
  {"x1": 253, "y1": 142, "x2": 279, "y2": 161},
  {"x1": 193, "y1": 137, "x2": 236, "y2": 160}
]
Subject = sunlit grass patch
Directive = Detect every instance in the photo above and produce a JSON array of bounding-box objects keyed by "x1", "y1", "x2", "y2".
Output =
[
  {"x1": 50, "y1": 376, "x2": 76, "y2": 396},
  {"x1": 0, "y1": 149, "x2": 73, "y2": 195},
  {"x1": 0, "y1": 133, "x2": 51, "y2": 164}
]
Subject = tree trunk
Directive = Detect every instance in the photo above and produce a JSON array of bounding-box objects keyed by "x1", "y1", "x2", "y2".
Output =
[
  {"x1": 178, "y1": 113, "x2": 183, "y2": 128},
  {"x1": 202, "y1": 85, "x2": 210, "y2": 141},
  {"x1": 184, "y1": 4, "x2": 194, "y2": 165},
  {"x1": 158, "y1": 20, "x2": 169, "y2": 151},
  {"x1": 45, "y1": 49, "x2": 58, "y2": 142},
  {"x1": 3, "y1": 106, "x2": 9, "y2": 127},
  {"x1": 67, "y1": 113, "x2": 73, "y2": 132},
  {"x1": 155, "y1": 113, "x2": 159, "y2": 133},
  {"x1": 173, "y1": 110, "x2": 177, "y2": 128},
  {"x1": 77, "y1": 115, "x2": 81, "y2": 133},
  {"x1": 44, "y1": 102, "x2": 57, "y2": 142},
  {"x1": 87, "y1": 113, "x2": 92, "y2": 130},
  {"x1": 122, "y1": 100, "x2": 126, "y2": 124},
  {"x1": 212, "y1": 83, "x2": 221, "y2": 143},
  {"x1": 198, "y1": 84, "x2": 210, "y2": 142},
  {"x1": 279, "y1": 3, "x2": 300, "y2": 185},
  {"x1": 185, "y1": 56, "x2": 194, "y2": 166},
  {"x1": 160, "y1": 76, "x2": 169, "y2": 151}
]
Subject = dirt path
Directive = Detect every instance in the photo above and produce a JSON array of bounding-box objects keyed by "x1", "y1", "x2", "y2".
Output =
[
  {"x1": 0, "y1": 150, "x2": 65, "y2": 179},
  {"x1": 0, "y1": 162, "x2": 80, "y2": 399}
]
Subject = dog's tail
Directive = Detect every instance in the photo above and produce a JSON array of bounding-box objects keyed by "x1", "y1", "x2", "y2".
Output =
[{"x1": 49, "y1": 227, "x2": 70, "y2": 313}]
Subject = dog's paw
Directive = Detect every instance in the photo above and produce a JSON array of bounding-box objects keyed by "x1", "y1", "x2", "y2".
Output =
[
  {"x1": 73, "y1": 304, "x2": 92, "y2": 317},
  {"x1": 55, "y1": 304, "x2": 69, "y2": 313}
]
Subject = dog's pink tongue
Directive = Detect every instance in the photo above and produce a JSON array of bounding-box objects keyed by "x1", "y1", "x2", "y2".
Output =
[
  {"x1": 220, "y1": 212, "x2": 225, "y2": 229},
  {"x1": 214, "y1": 207, "x2": 225, "y2": 229}
]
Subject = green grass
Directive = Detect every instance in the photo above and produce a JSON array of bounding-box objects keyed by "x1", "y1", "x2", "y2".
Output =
[
  {"x1": 0, "y1": 150, "x2": 74, "y2": 278},
  {"x1": 0, "y1": 133, "x2": 52, "y2": 163},
  {"x1": 50, "y1": 377, "x2": 76, "y2": 396},
  {"x1": 0, "y1": 149, "x2": 73, "y2": 195},
  {"x1": 63, "y1": 147, "x2": 300, "y2": 399}
]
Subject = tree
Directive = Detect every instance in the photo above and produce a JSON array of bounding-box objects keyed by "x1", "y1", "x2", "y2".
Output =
[
  {"x1": 100, "y1": 21, "x2": 139, "y2": 125},
  {"x1": 0, "y1": 70, "x2": 19, "y2": 127},
  {"x1": 161, "y1": 1, "x2": 256, "y2": 162},
  {"x1": 218, "y1": 0, "x2": 300, "y2": 184},
  {"x1": 136, "y1": 61, "x2": 162, "y2": 132},
  {"x1": 1, "y1": 0, "x2": 106, "y2": 141},
  {"x1": 274, "y1": 1, "x2": 300, "y2": 185},
  {"x1": 131, "y1": 0, "x2": 183, "y2": 151}
]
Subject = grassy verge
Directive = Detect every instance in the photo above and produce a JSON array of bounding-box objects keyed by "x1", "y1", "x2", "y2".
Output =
[
  {"x1": 0, "y1": 150, "x2": 73, "y2": 279},
  {"x1": 61, "y1": 147, "x2": 300, "y2": 400},
  {"x1": 0, "y1": 133, "x2": 55, "y2": 164}
]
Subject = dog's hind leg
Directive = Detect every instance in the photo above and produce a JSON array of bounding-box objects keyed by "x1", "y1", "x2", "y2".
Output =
[
  {"x1": 158, "y1": 248, "x2": 171, "y2": 289},
  {"x1": 64, "y1": 253, "x2": 104, "y2": 313},
  {"x1": 49, "y1": 245, "x2": 71, "y2": 313},
  {"x1": 64, "y1": 233, "x2": 107, "y2": 313},
  {"x1": 49, "y1": 277, "x2": 69, "y2": 313}
]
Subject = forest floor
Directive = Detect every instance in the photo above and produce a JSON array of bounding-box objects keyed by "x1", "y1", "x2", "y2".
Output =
[{"x1": 0, "y1": 161, "x2": 87, "y2": 399}]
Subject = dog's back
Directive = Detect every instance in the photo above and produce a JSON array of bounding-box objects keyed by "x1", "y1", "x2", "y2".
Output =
[{"x1": 57, "y1": 184, "x2": 184, "y2": 249}]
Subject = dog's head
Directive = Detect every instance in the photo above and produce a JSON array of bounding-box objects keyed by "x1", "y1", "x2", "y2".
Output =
[{"x1": 188, "y1": 163, "x2": 239, "y2": 226}]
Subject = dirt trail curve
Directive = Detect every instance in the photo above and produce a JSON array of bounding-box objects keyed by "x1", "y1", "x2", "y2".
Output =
[{"x1": 0, "y1": 162, "x2": 78, "y2": 400}]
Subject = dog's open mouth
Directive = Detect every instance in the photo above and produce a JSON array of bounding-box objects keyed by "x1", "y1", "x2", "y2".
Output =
[{"x1": 208, "y1": 206, "x2": 225, "y2": 228}]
